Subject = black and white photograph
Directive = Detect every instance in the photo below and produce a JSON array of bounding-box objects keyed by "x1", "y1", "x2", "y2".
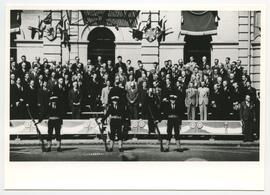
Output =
[
  {"x1": 8, "y1": 9, "x2": 262, "y2": 162},
  {"x1": 3, "y1": 2, "x2": 268, "y2": 191}
]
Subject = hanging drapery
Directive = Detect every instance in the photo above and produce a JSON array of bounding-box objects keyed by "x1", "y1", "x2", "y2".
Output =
[
  {"x1": 81, "y1": 10, "x2": 140, "y2": 28},
  {"x1": 181, "y1": 11, "x2": 219, "y2": 36},
  {"x1": 10, "y1": 10, "x2": 22, "y2": 33}
]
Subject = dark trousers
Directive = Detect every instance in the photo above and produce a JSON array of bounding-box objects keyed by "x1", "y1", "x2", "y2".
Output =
[
  {"x1": 242, "y1": 119, "x2": 254, "y2": 141},
  {"x1": 128, "y1": 103, "x2": 138, "y2": 119},
  {"x1": 47, "y1": 119, "x2": 62, "y2": 141},
  {"x1": 110, "y1": 119, "x2": 123, "y2": 141},
  {"x1": 232, "y1": 110, "x2": 240, "y2": 120},
  {"x1": 211, "y1": 107, "x2": 220, "y2": 120},
  {"x1": 148, "y1": 119, "x2": 155, "y2": 133},
  {"x1": 72, "y1": 105, "x2": 81, "y2": 119},
  {"x1": 167, "y1": 118, "x2": 181, "y2": 141}
]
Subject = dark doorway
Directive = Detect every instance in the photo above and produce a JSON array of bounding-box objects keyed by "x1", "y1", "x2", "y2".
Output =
[
  {"x1": 184, "y1": 35, "x2": 212, "y2": 66},
  {"x1": 88, "y1": 27, "x2": 115, "y2": 65}
]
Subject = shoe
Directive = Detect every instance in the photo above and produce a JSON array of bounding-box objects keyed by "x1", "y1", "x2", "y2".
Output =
[
  {"x1": 57, "y1": 147, "x2": 62, "y2": 152},
  {"x1": 176, "y1": 148, "x2": 184, "y2": 152},
  {"x1": 46, "y1": 147, "x2": 51, "y2": 152},
  {"x1": 160, "y1": 147, "x2": 164, "y2": 152},
  {"x1": 119, "y1": 148, "x2": 124, "y2": 152},
  {"x1": 107, "y1": 148, "x2": 113, "y2": 152},
  {"x1": 163, "y1": 148, "x2": 169, "y2": 152}
]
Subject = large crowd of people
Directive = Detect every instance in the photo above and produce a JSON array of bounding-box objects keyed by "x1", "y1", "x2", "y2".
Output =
[{"x1": 10, "y1": 54, "x2": 260, "y2": 124}]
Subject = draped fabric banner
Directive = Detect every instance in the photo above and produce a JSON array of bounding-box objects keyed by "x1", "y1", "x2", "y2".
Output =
[
  {"x1": 10, "y1": 10, "x2": 21, "y2": 33},
  {"x1": 181, "y1": 11, "x2": 219, "y2": 36},
  {"x1": 10, "y1": 120, "x2": 242, "y2": 135}
]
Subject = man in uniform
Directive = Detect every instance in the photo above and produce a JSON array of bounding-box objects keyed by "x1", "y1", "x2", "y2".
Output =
[
  {"x1": 163, "y1": 94, "x2": 183, "y2": 152},
  {"x1": 45, "y1": 96, "x2": 64, "y2": 152},
  {"x1": 102, "y1": 96, "x2": 125, "y2": 152}
]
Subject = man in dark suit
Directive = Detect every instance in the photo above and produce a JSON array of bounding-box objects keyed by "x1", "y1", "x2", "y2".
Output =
[
  {"x1": 25, "y1": 79, "x2": 38, "y2": 119},
  {"x1": 52, "y1": 77, "x2": 67, "y2": 118},
  {"x1": 18, "y1": 55, "x2": 31, "y2": 72},
  {"x1": 231, "y1": 82, "x2": 243, "y2": 120},
  {"x1": 240, "y1": 94, "x2": 256, "y2": 142},
  {"x1": 220, "y1": 80, "x2": 232, "y2": 120},
  {"x1": 254, "y1": 92, "x2": 260, "y2": 140},
  {"x1": 160, "y1": 60, "x2": 171, "y2": 76},
  {"x1": 175, "y1": 81, "x2": 186, "y2": 119},
  {"x1": 68, "y1": 81, "x2": 83, "y2": 119},
  {"x1": 244, "y1": 81, "x2": 257, "y2": 103},
  {"x1": 145, "y1": 88, "x2": 161, "y2": 134},
  {"x1": 163, "y1": 94, "x2": 183, "y2": 152},
  {"x1": 210, "y1": 84, "x2": 222, "y2": 120},
  {"x1": 71, "y1": 56, "x2": 84, "y2": 74},
  {"x1": 115, "y1": 56, "x2": 127, "y2": 74},
  {"x1": 13, "y1": 77, "x2": 27, "y2": 119},
  {"x1": 200, "y1": 56, "x2": 209, "y2": 70},
  {"x1": 134, "y1": 60, "x2": 147, "y2": 81},
  {"x1": 37, "y1": 81, "x2": 50, "y2": 121}
]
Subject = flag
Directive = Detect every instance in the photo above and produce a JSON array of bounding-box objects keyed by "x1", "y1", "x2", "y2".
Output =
[
  {"x1": 43, "y1": 12, "x2": 52, "y2": 25},
  {"x1": 10, "y1": 10, "x2": 21, "y2": 33},
  {"x1": 132, "y1": 29, "x2": 143, "y2": 40},
  {"x1": 143, "y1": 13, "x2": 151, "y2": 32},
  {"x1": 181, "y1": 11, "x2": 219, "y2": 36}
]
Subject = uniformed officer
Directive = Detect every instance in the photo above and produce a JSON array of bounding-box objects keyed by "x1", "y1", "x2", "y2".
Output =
[
  {"x1": 46, "y1": 96, "x2": 63, "y2": 152},
  {"x1": 102, "y1": 96, "x2": 125, "y2": 152},
  {"x1": 163, "y1": 94, "x2": 183, "y2": 152}
]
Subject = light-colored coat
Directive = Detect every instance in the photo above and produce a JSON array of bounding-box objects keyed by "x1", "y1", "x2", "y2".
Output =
[
  {"x1": 198, "y1": 87, "x2": 210, "y2": 105},
  {"x1": 185, "y1": 88, "x2": 198, "y2": 107},
  {"x1": 101, "y1": 86, "x2": 111, "y2": 105}
]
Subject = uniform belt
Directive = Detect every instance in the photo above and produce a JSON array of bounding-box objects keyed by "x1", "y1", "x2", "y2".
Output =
[
  {"x1": 111, "y1": 116, "x2": 121, "y2": 119},
  {"x1": 168, "y1": 115, "x2": 178, "y2": 118},
  {"x1": 49, "y1": 116, "x2": 61, "y2": 120}
]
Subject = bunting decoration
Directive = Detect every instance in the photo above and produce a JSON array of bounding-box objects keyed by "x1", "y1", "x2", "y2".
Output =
[{"x1": 130, "y1": 14, "x2": 173, "y2": 43}]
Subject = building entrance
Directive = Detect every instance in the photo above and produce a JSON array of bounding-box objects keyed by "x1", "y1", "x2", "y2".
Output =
[
  {"x1": 88, "y1": 27, "x2": 115, "y2": 64},
  {"x1": 184, "y1": 35, "x2": 212, "y2": 66}
]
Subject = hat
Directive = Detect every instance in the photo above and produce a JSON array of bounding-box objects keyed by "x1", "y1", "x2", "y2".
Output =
[
  {"x1": 50, "y1": 96, "x2": 58, "y2": 102},
  {"x1": 111, "y1": 96, "x2": 120, "y2": 101},
  {"x1": 169, "y1": 94, "x2": 177, "y2": 100}
]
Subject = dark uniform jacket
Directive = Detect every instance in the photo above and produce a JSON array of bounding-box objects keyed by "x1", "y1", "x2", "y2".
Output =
[
  {"x1": 103, "y1": 103, "x2": 125, "y2": 122},
  {"x1": 163, "y1": 101, "x2": 183, "y2": 121},
  {"x1": 108, "y1": 86, "x2": 127, "y2": 106}
]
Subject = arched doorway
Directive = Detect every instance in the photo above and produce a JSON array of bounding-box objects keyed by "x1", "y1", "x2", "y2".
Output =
[
  {"x1": 184, "y1": 35, "x2": 212, "y2": 65},
  {"x1": 88, "y1": 27, "x2": 115, "y2": 65}
]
